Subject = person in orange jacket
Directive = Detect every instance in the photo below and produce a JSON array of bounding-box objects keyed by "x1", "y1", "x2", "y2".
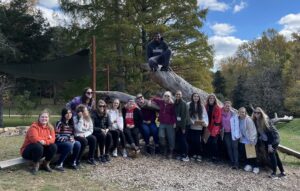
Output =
[
  {"x1": 205, "y1": 94, "x2": 222, "y2": 163},
  {"x1": 20, "y1": 109, "x2": 57, "y2": 175}
]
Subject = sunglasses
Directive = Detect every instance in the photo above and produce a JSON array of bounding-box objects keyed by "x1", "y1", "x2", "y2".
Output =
[
  {"x1": 136, "y1": 96, "x2": 143, "y2": 99},
  {"x1": 98, "y1": 105, "x2": 106, "y2": 108},
  {"x1": 86, "y1": 92, "x2": 93, "y2": 95}
]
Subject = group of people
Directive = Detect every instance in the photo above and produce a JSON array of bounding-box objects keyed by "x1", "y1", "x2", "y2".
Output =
[{"x1": 20, "y1": 87, "x2": 286, "y2": 179}]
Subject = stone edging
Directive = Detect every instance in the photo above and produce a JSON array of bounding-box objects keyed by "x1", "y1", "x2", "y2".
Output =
[{"x1": 0, "y1": 126, "x2": 30, "y2": 137}]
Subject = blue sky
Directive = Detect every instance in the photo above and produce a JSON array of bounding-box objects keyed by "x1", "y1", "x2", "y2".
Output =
[
  {"x1": 198, "y1": 0, "x2": 300, "y2": 69},
  {"x1": 3, "y1": 0, "x2": 299, "y2": 70}
]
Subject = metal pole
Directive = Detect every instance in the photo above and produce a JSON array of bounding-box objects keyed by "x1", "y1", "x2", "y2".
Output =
[{"x1": 92, "y1": 36, "x2": 97, "y2": 109}]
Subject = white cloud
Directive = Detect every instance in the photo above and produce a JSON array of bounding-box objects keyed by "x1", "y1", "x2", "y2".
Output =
[
  {"x1": 233, "y1": 1, "x2": 247, "y2": 13},
  {"x1": 36, "y1": 6, "x2": 70, "y2": 27},
  {"x1": 211, "y1": 23, "x2": 236, "y2": 36},
  {"x1": 278, "y1": 13, "x2": 300, "y2": 40},
  {"x1": 38, "y1": 0, "x2": 59, "y2": 9},
  {"x1": 197, "y1": 0, "x2": 229, "y2": 12},
  {"x1": 208, "y1": 35, "x2": 247, "y2": 70}
]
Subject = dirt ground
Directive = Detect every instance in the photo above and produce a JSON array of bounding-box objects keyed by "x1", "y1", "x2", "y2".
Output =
[{"x1": 90, "y1": 155, "x2": 300, "y2": 191}]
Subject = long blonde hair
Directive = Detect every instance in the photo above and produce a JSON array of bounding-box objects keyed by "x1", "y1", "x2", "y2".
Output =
[
  {"x1": 252, "y1": 107, "x2": 270, "y2": 130},
  {"x1": 38, "y1": 109, "x2": 54, "y2": 131}
]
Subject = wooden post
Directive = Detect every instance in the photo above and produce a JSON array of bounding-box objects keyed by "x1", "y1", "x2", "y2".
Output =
[
  {"x1": 107, "y1": 64, "x2": 110, "y2": 91},
  {"x1": 92, "y1": 36, "x2": 97, "y2": 109}
]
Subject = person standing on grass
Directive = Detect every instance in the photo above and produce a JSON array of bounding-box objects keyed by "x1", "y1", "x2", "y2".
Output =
[
  {"x1": 136, "y1": 93, "x2": 160, "y2": 154},
  {"x1": 205, "y1": 94, "x2": 222, "y2": 163},
  {"x1": 187, "y1": 93, "x2": 208, "y2": 162},
  {"x1": 252, "y1": 107, "x2": 286, "y2": 179},
  {"x1": 74, "y1": 104, "x2": 97, "y2": 165},
  {"x1": 54, "y1": 108, "x2": 81, "y2": 171},
  {"x1": 92, "y1": 100, "x2": 113, "y2": 163},
  {"x1": 174, "y1": 91, "x2": 189, "y2": 162},
  {"x1": 108, "y1": 98, "x2": 127, "y2": 158},
  {"x1": 151, "y1": 91, "x2": 176, "y2": 159},
  {"x1": 221, "y1": 101, "x2": 240, "y2": 169},
  {"x1": 66, "y1": 87, "x2": 95, "y2": 115},
  {"x1": 20, "y1": 109, "x2": 57, "y2": 175},
  {"x1": 147, "y1": 32, "x2": 172, "y2": 72},
  {"x1": 122, "y1": 99, "x2": 143, "y2": 153},
  {"x1": 238, "y1": 107, "x2": 259, "y2": 174}
]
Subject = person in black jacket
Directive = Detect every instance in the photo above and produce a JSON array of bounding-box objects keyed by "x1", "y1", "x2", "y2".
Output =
[
  {"x1": 147, "y1": 32, "x2": 171, "y2": 72},
  {"x1": 122, "y1": 99, "x2": 143, "y2": 152},
  {"x1": 92, "y1": 100, "x2": 113, "y2": 163},
  {"x1": 252, "y1": 107, "x2": 286, "y2": 179}
]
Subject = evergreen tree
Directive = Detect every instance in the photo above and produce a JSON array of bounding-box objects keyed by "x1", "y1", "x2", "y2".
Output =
[{"x1": 60, "y1": 0, "x2": 213, "y2": 94}]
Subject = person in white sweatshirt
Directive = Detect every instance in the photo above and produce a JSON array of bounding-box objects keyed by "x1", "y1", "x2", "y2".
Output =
[{"x1": 108, "y1": 99, "x2": 127, "y2": 157}]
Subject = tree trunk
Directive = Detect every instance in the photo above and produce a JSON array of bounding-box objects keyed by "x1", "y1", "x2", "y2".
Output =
[{"x1": 0, "y1": 92, "x2": 3, "y2": 128}]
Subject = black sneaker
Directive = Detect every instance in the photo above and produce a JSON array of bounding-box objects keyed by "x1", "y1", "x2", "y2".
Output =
[
  {"x1": 105, "y1": 154, "x2": 111, "y2": 162},
  {"x1": 87, "y1": 158, "x2": 97, "y2": 165},
  {"x1": 146, "y1": 145, "x2": 152, "y2": 154},
  {"x1": 160, "y1": 66, "x2": 168, "y2": 71},
  {"x1": 278, "y1": 172, "x2": 287, "y2": 178},
  {"x1": 100, "y1": 155, "x2": 107, "y2": 163}
]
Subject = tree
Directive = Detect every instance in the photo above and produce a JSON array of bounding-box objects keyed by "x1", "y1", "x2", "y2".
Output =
[
  {"x1": 0, "y1": 74, "x2": 14, "y2": 127},
  {"x1": 213, "y1": 71, "x2": 226, "y2": 97},
  {"x1": 59, "y1": 0, "x2": 213, "y2": 94}
]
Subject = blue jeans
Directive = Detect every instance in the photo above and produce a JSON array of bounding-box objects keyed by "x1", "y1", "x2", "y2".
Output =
[
  {"x1": 159, "y1": 124, "x2": 175, "y2": 150},
  {"x1": 56, "y1": 141, "x2": 81, "y2": 165},
  {"x1": 141, "y1": 122, "x2": 159, "y2": 145},
  {"x1": 223, "y1": 132, "x2": 239, "y2": 166}
]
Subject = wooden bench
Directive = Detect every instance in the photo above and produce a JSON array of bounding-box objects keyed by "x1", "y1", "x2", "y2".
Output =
[{"x1": 0, "y1": 157, "x2": 29, "y2": 169}]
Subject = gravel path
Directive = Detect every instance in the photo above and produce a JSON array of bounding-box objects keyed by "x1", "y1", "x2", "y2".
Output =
[{"x1": 89, "y1": 155, "x2": 300, "y2": 191}]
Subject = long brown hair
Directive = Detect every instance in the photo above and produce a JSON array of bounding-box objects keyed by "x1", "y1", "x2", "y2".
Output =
[{"x1": 252, "y1": 107, "x2": 270, "y2": 130}]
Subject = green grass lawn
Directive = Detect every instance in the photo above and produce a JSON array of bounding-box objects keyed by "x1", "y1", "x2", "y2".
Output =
[
  {"x1": 276, "y1": 118, "x2": 300, "y2": 151},
  {"x1": 3, "y1": 116, "x2": 60, "y2": 127}
]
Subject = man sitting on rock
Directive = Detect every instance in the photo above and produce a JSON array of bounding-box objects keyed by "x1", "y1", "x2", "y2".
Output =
[{"x1": 147, "y1": 32, "x2": 172, "y2": 72}]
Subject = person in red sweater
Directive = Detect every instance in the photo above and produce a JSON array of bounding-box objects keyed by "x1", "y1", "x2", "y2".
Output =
[
  {"x1": 20, "y1": 110, "x2": 57, "y2": 175},
  {"x1": 205, "y1": 94, "x2": 222, "y2": 163}
]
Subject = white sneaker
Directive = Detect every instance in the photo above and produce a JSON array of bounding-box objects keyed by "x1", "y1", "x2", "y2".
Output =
[
  {"x1": 244, "y1": 164, "x2": 252, "y2": 172},
  {"x1": 122, "y1": 149, "x2": 128, "y2": 158},
  {"x1": 196, "y1": 155, "x2": 202, "y2": 162},
  {"x1": 112, "y1": 149, "x2": 118, "y2": 157},
  {"x1": 253, "y1": 167, "x2": 260, "y2": 174},
  {"x1": 181, "y1": 156, "x2": 190, "y2": 162}
]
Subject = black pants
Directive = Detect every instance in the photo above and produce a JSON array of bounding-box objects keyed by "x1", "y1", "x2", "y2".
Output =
[
  {"x1": 264, "y1": 143, "x2": 284, "y2": 174},
  {"x1": 93, "y1": 130, "x2": 112, "y2": 156},
  {"x1": 239, "y1": 143, "x2": 258, "y2": 167},
  {"x1": 175, "y1": 129, "x2": 188, "y2": 156},
  {"x1": 207, "y1": 135, "x2": 219, "y2": 159},
  {"x1": 187, "y1": 129, "x2": 203, "y2": 157},
  {"x1": 22, "y1": 143, "x2": 57, "y2": 163},
  {"x1": 124, "y1": 127, "x2": 139, "y2": 146},
  {"x1": 75, "y1": 135, "x2": 96, "y2": 160},
  {"x1": 110, "y1": 129, "x2": 126, "y2": 150}
]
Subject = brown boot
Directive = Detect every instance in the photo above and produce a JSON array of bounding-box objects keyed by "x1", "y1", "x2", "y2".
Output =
[
  {"x1": 31, "y1": 162, "x2": 40, "y2": 175},
  {"x1": 42, "y1": 160, "x2": 52, "y2": 172}
]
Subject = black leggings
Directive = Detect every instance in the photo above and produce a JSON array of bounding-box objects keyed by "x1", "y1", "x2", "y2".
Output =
[
  {"x1": 75, "y1": 135, "x2": 97, "y2": 160},
  {"x1": 124, "y1": 127, "x2": 139, "y2": 146},
  {"x1": 187, "y1": 129, "x2": 203, "y2": 157},
  {"x1": 110, "y1": 129, "x2": 126, "y2": 150},
  {"x1": 93, "y1": 130, "x2": 112, "y2": 156},
  {"x1": 207, "y1": 135, "x2": 219, "y2": 159},
  {"x1": 22, "y1": 143, "x2": 57, "y2": 163},
  {"x1": 264, "y1": 143, "x2": 284, "y2": 174}
]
